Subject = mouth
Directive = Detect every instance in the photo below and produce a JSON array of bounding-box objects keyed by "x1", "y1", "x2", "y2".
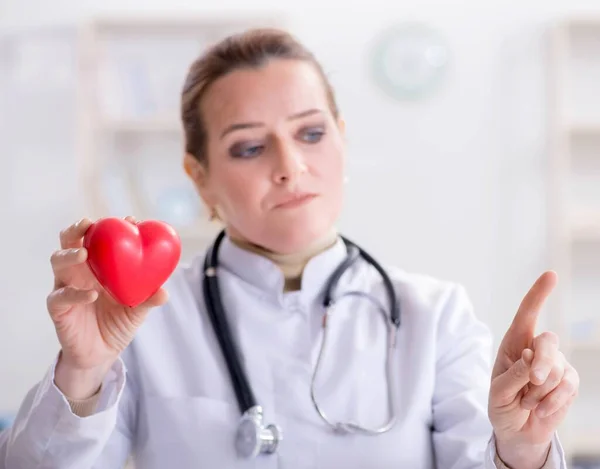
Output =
[{"x1": 274, "y1": 193, "x2": 318, "y2": 209}]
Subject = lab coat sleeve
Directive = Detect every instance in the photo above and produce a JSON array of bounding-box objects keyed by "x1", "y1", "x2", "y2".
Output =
[
  {"x1": 490, "y1": 434, "x2": 565, "y2": 468},
  {"x1": 431, "y1": 284, "x2": 567, "y2": 469},
  {"x1": 0, "y1": 354, "x2": 135, "y2": 469}
]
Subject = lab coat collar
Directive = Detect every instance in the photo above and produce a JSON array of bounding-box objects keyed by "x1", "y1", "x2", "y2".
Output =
[{"x1": 218, "y1": 234, "x2": 349, "y2": 304}]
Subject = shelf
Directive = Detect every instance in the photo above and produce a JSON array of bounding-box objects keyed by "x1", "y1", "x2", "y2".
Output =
[
  {"x1": 571, "y1": 213, "x2": 600, "y2": 241},
  {"x1": 176, "y1": 220, "x2": 221, "y2": 241},
  {"x1": 568, "y1": 122, "x2": 600, "y2": 138},
  {"x1": 569, "y1": 340, "x2": 600, "y2": 352},
  {"x1": 550, "y1": 18, "x2": 600, "y2": 461},
  {"x1": 569, "y1": 432, "x2": 600, "y2": 457},
  {"x1": 564, "y1": 17, "x2": 600, "y2": 30},
  {"x1": 99, "y1": 116, "x2": 182, "y2": 134},
  {"x1": 568, "y1": 122, "x2": 600, "y2": 136},
  {"x1": 89, "y1": 13, "x2": 283, "y2": 34}
]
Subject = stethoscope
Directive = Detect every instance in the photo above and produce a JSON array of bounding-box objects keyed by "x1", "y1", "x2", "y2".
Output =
[{"x1": 202, "y1": 230, "x2": 401, "y2": 459}]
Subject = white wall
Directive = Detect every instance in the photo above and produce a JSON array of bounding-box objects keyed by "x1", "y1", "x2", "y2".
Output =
[{"x1": 0, "y1": 0, "x2": 598, "y2": 414}]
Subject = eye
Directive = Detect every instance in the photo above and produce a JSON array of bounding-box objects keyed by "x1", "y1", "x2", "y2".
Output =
[
  {"x1": 299, "y1": 126, "x2": 325, "y2": 144},
  {"x1": 229, "y1": 142, "x2": 264, "y2": 159}
]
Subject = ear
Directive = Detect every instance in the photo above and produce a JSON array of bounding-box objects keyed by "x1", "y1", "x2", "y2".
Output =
[
  {"x1": 183, "y1": 153, "x2": 202, "y2": 182},
  {"x1": 183, "y1": 153, "x2": 216, "y2": 207},
  {"x1": 337, "y1": 116, "x2": 346, "y2": 136}
]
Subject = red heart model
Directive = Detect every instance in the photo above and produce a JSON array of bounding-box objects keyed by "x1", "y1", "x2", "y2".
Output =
[{"x1": 83, "y1": 217, "x2": 181, "y2": 308}]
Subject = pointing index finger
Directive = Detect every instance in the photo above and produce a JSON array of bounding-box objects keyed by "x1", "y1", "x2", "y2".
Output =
[{"x1": 509, "y1": 271, "x2": 558, "y2": 339}]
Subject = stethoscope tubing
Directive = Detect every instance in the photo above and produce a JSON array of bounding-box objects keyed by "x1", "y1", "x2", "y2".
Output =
[{"x1": 202, "y1": 230, "x2": 401, "y2": 418}]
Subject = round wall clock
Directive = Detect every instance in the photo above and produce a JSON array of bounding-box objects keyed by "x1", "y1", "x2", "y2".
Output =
[{"x1": 370, "y1": 23, "x2": 451, "y2": 101}]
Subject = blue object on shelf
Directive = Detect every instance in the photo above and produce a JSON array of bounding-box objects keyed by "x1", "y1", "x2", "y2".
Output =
[
  {"x1": 572, "y1": 455, "x2": 600, "y2": 469},
  {"x1": 0, "y1": 416, "x2": 14, "y2": 431},
  {"x1": 154, "y1": 186, "x2": 201, "y2": 227}
]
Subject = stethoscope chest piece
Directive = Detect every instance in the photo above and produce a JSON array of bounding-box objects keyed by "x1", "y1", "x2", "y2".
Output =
[{"x1": 235, "y1": 406, "x2": 282, "y2": 458}]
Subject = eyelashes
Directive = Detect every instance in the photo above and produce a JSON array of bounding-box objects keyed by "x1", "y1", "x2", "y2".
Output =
[
  {"x1": 228, "y1": 126, "x2": 326, "y2": 159},
  {"x1": 300, "y1": 128, "x2": 325, "y2": 144}
]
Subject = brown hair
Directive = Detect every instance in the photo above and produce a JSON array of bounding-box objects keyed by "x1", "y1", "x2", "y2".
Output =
[{"x1": 180, "y1": 27, "x2": 340, "y2": 165}]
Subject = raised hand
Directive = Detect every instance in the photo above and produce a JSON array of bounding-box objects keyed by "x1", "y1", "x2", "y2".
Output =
[
  {"x1": 489, "y1": 271, "x2": 579, "y2": 468},
  {"x1": 47, "y1": 217, "x2": 169, "y2": 399}
]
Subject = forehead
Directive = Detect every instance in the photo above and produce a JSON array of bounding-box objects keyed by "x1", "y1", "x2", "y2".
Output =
[{"x1": 200, "y1": 59, "x2": 329, "y2": 131}]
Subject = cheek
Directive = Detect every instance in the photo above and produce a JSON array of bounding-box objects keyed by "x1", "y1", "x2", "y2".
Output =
[
  {"x1": 317, "y1": 147, "x2": 345, "y2": 191},
  {"x1": 213, "y1": 165, "x2": 267, "y2": 213}
]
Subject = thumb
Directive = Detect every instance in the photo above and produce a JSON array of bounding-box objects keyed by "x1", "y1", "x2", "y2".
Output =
[{"x1": 491, "y1": 348, "x2": 534, "y2": 406}]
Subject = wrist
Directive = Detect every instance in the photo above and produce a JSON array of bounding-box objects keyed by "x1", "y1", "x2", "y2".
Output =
[
  {"x1": 54, "y1": 352, "x2": 115, "y2": 400},
  {"x1": 495, "y1": 436, "x2": 551, "y2": 469}
]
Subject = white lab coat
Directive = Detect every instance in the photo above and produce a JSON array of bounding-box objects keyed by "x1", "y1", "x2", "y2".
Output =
[{"x1": 0, "y1": 236, "x2": 566, "y2": 468}]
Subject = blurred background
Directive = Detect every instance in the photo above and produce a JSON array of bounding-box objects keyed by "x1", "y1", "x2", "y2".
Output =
[{"x1": 1, "y1": 0, "x2": 599, "y2": 466}]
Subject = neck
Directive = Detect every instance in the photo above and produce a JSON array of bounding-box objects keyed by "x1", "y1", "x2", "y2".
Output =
[{"x1": 229, "y1": 230, "x2": 339, "y2": 291}]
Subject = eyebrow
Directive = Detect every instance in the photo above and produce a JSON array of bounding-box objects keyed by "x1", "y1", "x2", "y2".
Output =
[{"x1": 219, "y1": 108, "x2": 324, "y2": 139}]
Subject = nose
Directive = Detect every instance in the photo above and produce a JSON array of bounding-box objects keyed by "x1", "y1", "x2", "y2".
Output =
[{"x1": 271, "y1": 139, "x2": 307, "y2": 186}]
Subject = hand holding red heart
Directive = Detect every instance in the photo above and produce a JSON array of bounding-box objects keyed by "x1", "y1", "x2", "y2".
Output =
[
  {"x1": 48, "y1": 217, "x2": 181, "y2": 400},
  {"x1": 489, "y1": 271, "x2": 580, "y2": 469}
]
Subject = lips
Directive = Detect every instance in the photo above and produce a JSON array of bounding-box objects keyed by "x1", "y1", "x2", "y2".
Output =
[{"x1": 274, "y1": 193, "x2": 317, "y2": 209}]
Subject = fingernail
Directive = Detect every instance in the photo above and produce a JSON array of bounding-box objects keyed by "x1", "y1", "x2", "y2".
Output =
[
  {"x1": 536, "y1": 406, "x2": 548, "y2": 418},
  {"x1": 533, "y1": 369, "x2": 548, "y2": 382}
]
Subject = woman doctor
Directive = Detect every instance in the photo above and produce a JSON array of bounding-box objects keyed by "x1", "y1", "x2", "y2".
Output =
[{"x1": 0, "y1": 28, "x2": 579, "y2": 469}]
